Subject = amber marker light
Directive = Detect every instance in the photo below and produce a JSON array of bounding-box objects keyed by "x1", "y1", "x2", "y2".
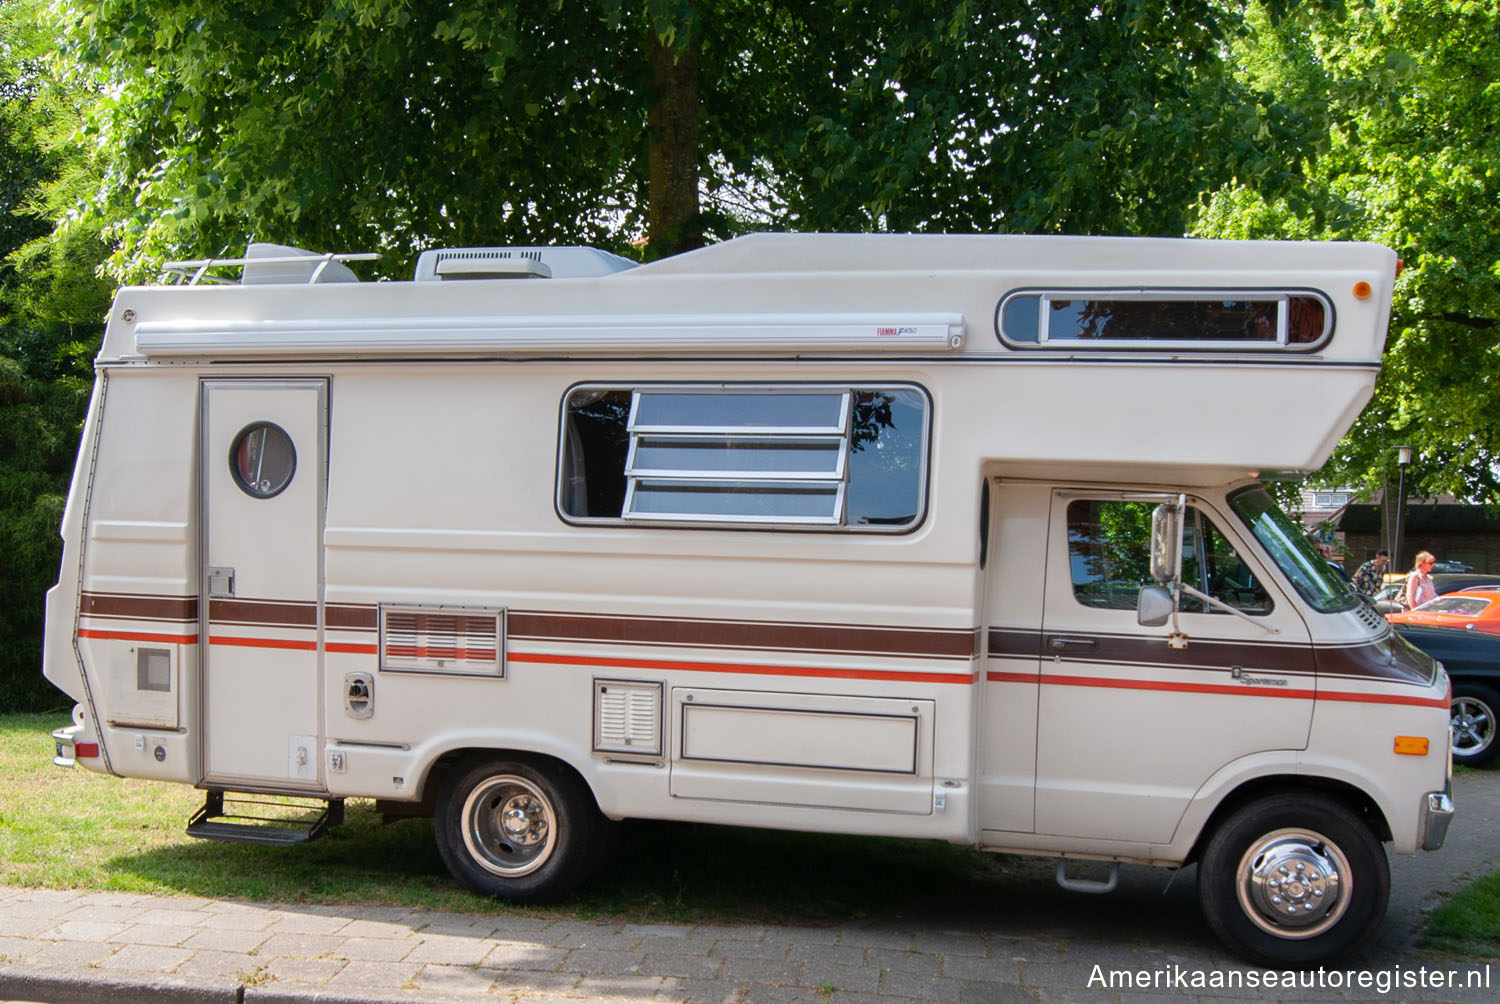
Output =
[
  {"x1": 1353, "y1": 281, "x2": 1373, "y2": 299},
  {"x1": 1393, "y1": 736, "x2": 1429, "y2": 756}
]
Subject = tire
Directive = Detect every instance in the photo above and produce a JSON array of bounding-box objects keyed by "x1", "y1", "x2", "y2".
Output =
[
  {"x1": 433, "y1": 756, "x2": 605, "y2": 902},
  {"x1": 1450, "y1": 683, "x2": 1500, "y2": 767},
  {"x1": 1198, "y1": 793, "x2": 1389, "y2": 967}
]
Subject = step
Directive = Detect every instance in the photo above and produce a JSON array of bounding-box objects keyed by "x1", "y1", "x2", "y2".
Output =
[{"x1": 185, "y1": 790, "x2": 344, "y2": 846}]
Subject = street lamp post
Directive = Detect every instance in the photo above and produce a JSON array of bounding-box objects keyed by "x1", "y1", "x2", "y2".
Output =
[{"x1": 1393, "y1": 445, "x2": 1413, "y2": 570}]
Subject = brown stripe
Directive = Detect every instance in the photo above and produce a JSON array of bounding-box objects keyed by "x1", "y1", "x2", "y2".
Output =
[
  {"x1": 81, "y1": 592, "x2": 197, "y2": 622},
  {"x1": 208, "y1": 598, "x2": 316, "y2": 628},
  {"x1": 988, "y1": 628, "x2": 1317, "y2": 676},
  {"x1": 327, "y1": 604, "x2": 378, "y2": 630},
  {"x1": 508, "y1": 611, "x2": 977, "y2": 660},
  {"x1": 1315, "y1": 635, "x2": 1436, "y2": 686}
]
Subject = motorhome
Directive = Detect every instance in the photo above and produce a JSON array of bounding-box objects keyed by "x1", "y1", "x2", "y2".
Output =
[{"x1": 44, "y1": 234, "x2": 1452, "y2": 965}]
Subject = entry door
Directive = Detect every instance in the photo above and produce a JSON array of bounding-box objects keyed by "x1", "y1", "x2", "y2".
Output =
[
  {"x1": 201, "y1": 379, "x2": 327, "y2": 787},
  {"x1": 1032, "y1": 490, "x2": 1314, "y2": 844}
]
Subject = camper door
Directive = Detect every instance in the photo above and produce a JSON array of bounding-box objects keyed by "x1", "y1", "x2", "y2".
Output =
[{"x1": 200, "y1": 379, "x2": 328, "y2": 788}]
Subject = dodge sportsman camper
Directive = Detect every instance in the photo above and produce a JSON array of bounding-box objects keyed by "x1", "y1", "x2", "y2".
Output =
[{"x1": 44, "y1": 234, "x2": 1453, "y2": 965}]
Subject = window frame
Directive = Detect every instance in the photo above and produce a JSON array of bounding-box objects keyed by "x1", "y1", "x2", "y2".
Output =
[
  {"x1": 555, "y1": 382, "x2": 932, "y2": 534},
  {"x1": 995, "y1": 287, "x2": 1335, "y2": 352}
]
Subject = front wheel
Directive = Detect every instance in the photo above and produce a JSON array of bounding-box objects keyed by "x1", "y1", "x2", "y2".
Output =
[
  {"x1": 434, "y1": 756, "x2": 605, "y2": 902},
  {"x1": 1198, "y1": 793, "x2": 1388, "y2": 967},
  {"x1": 1451, "y1": 683, "x2": 1500, "y2": 767}
]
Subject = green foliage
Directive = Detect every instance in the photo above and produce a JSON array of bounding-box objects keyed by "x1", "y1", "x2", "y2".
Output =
[
  {"x1": 1, "y1": 0, "x2": 108, "y2": 711},
  {"x1": 52, "y1": 0, "x2": 1294, "y2": 279},
  {"x1": 1198, "y1": 1, "x2": 1500, "y2": 502}
]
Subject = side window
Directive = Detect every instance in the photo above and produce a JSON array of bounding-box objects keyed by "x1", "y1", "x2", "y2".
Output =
[
  {"x1": 1067, "y1": 500, "x2": 1271, "y2": 614},
  {"x1": 558, "y1": 385, "x2": 928, "y2": 531},
  {"x1": 999, "y1": 291, "x2": 1330, "y2": 348}
]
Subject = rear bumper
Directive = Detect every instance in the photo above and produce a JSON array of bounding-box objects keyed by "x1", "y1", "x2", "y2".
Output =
[{"x1": 51, "y1": 724, "x2": 82, "y2": 768}]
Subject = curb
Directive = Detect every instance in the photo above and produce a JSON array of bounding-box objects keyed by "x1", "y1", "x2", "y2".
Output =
[
  {"x1": 0, "y1": 964, "x2": 240, "y2": 1004},
  {"x1": 0, "y1": 965, "x2": 469, "y2": 1004}
]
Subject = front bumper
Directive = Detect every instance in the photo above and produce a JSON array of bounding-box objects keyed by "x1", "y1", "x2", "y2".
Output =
[{"x1": 1420, "y1": 787, "x2": 1456, "y2": 851}]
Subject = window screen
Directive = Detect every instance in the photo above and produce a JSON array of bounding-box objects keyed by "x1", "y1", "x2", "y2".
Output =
[{"x1": 560, "y1": 385, "x2": 928, "y2": 531}]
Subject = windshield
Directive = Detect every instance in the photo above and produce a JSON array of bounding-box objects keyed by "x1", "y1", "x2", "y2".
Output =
[{"x1": 1228, "y1": 486, "x2": 1360, "y2": 614}]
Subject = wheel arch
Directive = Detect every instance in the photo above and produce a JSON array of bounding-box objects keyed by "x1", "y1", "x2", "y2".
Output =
[
  {"x1": 378, "y1": 746, "x2": 602, "y2": 823},
  {"x1": 1183, "y1": 774, "x2": 1391, "y2": 866}
]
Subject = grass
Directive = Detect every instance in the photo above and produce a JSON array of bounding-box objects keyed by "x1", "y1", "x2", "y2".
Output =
[
  {"x1": 1423, "y1": 871, "x2": 1500, "y2": 956},
  {"x1": 0, "y1": 712, "x2": 1003, "y2": 923}
]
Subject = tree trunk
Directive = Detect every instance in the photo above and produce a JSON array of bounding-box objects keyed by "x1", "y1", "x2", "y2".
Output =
[{"x1": 647, "y1": 26, "x2": 701, "y2": 258}]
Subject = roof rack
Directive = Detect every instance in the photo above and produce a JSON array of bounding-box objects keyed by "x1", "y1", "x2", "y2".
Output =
[{"x1": 161, "y1": 246, "x2": 380, "y2": 286}]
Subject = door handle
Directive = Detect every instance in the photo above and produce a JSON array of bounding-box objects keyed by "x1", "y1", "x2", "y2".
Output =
[
  {"x1": 1046, "y1": 635, "x2": 1097, "y2": 651},
  {"x1": 207, "y1": 566, "x2": 235, "y2": 597}
]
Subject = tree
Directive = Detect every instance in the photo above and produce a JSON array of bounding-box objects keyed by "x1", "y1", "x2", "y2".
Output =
[
  {"x1": 2, "y1": 0, "x2": 109, "y2": 710},
  {"x1": 1196, "y1": 1, "x2": 1500, "y2": 504},
  {"x1": 53, "y1": 0, "x2": 1301, "y2": 279}
]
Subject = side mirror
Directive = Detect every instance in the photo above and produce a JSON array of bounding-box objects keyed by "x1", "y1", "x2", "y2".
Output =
[
  {"x1": 1150, "y1": 502, "x2": 1181, "y2": 584},
  {"x1": 1138, "y1": 584, "x2": 1175, "y2": 627}
]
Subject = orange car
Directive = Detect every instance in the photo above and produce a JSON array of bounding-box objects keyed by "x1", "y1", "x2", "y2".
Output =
[{"x1": 1386, "y1": 587, "x2": 1500, "y2": 635}]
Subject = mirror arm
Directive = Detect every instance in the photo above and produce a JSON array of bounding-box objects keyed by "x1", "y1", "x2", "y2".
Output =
[{"x1": 1177, "y1": 583, "x2": 1280, "y2": 635}]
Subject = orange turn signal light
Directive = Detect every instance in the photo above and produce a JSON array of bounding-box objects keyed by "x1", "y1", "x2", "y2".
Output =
[
  {"x1": 1393, "y1": 736, "x2": 1429, "y2": 756},
  {"x1": 1353, "y1": 281, "x2": 1373, "y2": 299}
]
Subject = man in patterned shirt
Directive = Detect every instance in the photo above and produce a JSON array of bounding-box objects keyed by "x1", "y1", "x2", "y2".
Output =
[{"x1": 1352, "y1": 550, "x2": 1389, "y2": 596}]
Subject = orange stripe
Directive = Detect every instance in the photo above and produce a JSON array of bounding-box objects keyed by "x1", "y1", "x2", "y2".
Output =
[
  {"x1": 79, "y1": 627, "x2": 198, "y2": 645},
  {"x1": 990, "y1": 671, "x2": 1446, "y2": 708},
  {"x1": 511, "y1": 651, "x2": 974, "y2": 684},
  {"x1": 208, "y1": 635, "x2": 317, "y2": 651},
  {"x1": 327, "y1": 642, "x2": 379, "y2": 655},
  {"x1": 1044, "y1": 673, "x2": 1317, "y2": 700}
]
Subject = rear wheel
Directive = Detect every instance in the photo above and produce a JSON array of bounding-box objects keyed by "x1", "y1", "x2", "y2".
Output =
[
  {"x1": 434, "y1": 756, "x2": 605, "y2": 901},
  {"x1": 1450, "y1": 683, "x2": 1500, "y2": 767},
  {"x1": 1198, "y1": 793, "x2": 1388, "y2": 967}
]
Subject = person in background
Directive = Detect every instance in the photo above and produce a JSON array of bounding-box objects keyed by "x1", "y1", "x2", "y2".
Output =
[
  {"x1": 1401, "y1": 551, "x2": 1437, "y2": 610},
  {"x1": 1352, "y1": 550, "x2": 1389, "y2": 596}
]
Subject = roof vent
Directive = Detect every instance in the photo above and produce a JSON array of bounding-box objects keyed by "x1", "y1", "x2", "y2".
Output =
[{"x1": 414, "y1": 246, "x2": 637, "y2": 281}]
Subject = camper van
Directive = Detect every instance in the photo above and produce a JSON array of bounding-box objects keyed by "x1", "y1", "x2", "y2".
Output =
[{"x1": 44, "y1": 234, "x2": 1452, "y2": 966}]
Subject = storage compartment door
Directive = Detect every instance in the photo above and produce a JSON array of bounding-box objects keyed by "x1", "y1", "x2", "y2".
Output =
[{"x1": 669, "y1": 688, "x2": 934, "y2": 813}]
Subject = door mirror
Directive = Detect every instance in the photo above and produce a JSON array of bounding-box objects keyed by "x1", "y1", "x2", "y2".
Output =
[
  {"x1": 1138, "y1": 584, "x2": 1175, "y2": 627},
  {"x1": 1150, "y1": 501, "x2": 1182, "y2": 584}
]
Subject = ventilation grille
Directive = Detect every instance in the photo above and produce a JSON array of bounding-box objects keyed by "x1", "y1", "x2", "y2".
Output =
[
  {"x1": 380, "y1": 605, "x2": 503, "y2": 676},
  {"x1": 594, "y1": 680, "x2": 663, "y2": 756},
  {"x1": 1355, "y1": 601, "x2": 1387, "y2": 632}
]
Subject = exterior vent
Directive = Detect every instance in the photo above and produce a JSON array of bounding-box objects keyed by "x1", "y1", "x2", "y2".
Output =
[
  {"x1": 414, "y1": 246, "x2": 637, "y2": 281},
  {"x1": 379, "y1": 605, "x2": 504, "y2": 677},
  {"x1": 593, "y1": 679, "x2": 663, "y2": 756}
]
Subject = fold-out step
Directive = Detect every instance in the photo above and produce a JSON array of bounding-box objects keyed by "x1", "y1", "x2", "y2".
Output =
[{"x1": 186, "y1": 790, "x2": 344, "y2": 845}]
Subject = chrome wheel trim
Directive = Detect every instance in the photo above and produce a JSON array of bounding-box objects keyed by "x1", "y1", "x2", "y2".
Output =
[
  {"x1": 1451, "y1": 696, "x2": 1495, "y2": 758},
  {"x1": 460, "y1": 775, "x2": 557, "y2": 878},
  {"x1": 1235, "y1": 827, "x2": 1351, "y2": 940}
]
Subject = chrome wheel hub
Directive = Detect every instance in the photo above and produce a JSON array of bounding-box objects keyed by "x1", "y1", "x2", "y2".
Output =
[
  {"x1": 1236, "y1": 828, "x2": 1350, "y2": 939},
  {"x1": 461, "y1": 776, "x2": 557, "y2": 877},
  {"x1": 1452, "y1": 697, "x2": 1494, "y2": 756}
]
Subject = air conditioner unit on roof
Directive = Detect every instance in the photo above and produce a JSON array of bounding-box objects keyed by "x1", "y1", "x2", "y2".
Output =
[{"x1": 414, "y1": 246, "x2": 637, "y2": 281}]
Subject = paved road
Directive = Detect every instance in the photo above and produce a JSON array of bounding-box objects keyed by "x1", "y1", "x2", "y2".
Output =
[{"x1": 1, "y1": 769, "x2": 1495, "y2": 1004}]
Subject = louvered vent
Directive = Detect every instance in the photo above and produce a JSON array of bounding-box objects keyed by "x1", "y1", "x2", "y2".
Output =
[
  {"x1": 593, "y1": 680, "x2": 663, "y2": 756},
  {"x1": 380, "y1": 605, "x2": 503, "y2": 676},
  {"x1": 1355, "y1": 602, "x2": 1386, "y2": 632}
]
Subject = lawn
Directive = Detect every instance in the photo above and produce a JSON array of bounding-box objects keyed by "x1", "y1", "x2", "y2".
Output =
[{"x1": 0, "y1": 712, "x2": 1002, "y2": 923}]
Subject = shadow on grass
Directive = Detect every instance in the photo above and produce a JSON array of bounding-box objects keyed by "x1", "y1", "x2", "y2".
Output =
[{"x1": 102, "y1": 800, "x2": 1007, "y2": 925}]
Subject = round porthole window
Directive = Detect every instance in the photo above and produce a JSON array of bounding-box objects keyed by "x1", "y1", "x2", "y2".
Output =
[{"x1": 229, "y1": 422, "x2": 296, "y2": 498}]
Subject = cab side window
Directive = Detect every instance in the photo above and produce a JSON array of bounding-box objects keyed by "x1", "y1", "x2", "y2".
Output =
[{"x1": 1067, "y1": 500, "x2": 1271, "y2": 615}]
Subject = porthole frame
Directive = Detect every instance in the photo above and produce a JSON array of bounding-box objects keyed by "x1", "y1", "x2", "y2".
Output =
[{"x1": 228, "y1": 420, "x2": 298, "y2": 499}]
